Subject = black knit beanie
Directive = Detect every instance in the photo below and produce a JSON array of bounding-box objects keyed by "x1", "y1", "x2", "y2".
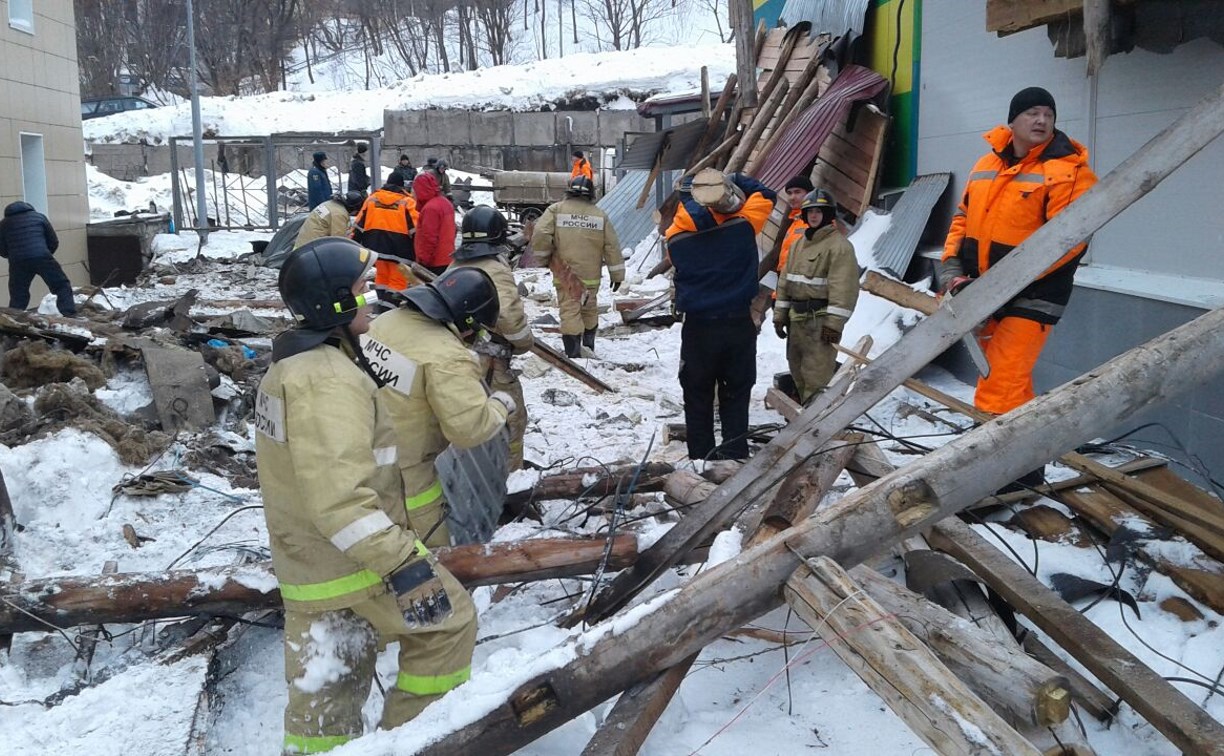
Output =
[
  {"x1": 784, "y1": 175, "x2": 814, "y2": 193},
  {"x1": 1008, "y1": 87, "x2": 1056, "y2": 123},
  {"x1": 356, "y1": 143, "x2": 368, "y2": 154}
]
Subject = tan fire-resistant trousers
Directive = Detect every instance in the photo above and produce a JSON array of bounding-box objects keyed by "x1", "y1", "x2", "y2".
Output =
[
  {"x1": 785, "y1": 314, "x2": 838, "y2": 404},
  {"x1": 556, "y1": 284, "x2": 600, "y2": 336},
  {"x1": 280, "y1": 564, "x2": 477, "y2": 754}
]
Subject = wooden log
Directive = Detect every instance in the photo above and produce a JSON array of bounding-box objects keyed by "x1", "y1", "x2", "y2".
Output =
[
  {"x1": 731, "y1": 0, "x2": 758, "y2": 110},
  {"x1": 852, "y1": 565, "x2": 1070, "y2": 729},
  {"x1": 725, "y1": 77, "x2": 789, "y2": 173},
  {"x1": 1021, "y1": 634, "x2": 1118, "y2": 722},
  {"x1": 928, "y1": 518, "x2": 1224, "y2": 755},
  {"x1": 580, "y1": 653, "x2": 694, "y2": 756},
  {"x1": 581, "y1": 82, "x2": 1224, "y2": 625},
  {"x1": 417, "y1": 303, "x2": 1224, "y2": 756},
  {"x1": 784, "y1": 557, "x2": 1042, "y2": 755},
  {"x1": 506, "y1": 463, "x2": 673, "y2": 509},
  {"x1": 0, "y1": 535, "x2": 639, "y2": 634},
  {"x1": 745, "y1": 432, "x2": 859, "y2": 547},
  {"x1": 661, "y1": 469, "x2": 717, "y2": 508}
]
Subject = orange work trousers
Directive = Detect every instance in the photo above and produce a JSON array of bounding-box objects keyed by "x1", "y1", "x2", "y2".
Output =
[
  {"x1": 374, "y1": 259, "x2": 411, "y2": 294},
  {"x1": 974, "y1": 316, "x2": 1051, "y2": 415}
]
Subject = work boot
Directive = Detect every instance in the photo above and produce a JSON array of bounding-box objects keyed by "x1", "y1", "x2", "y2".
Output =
[
  {"x1": 562, "y1": 334, "x2": 581, "y2": 359},
  {"x1": 582, "y1": 328, "x2": 596, "y2": 353}
]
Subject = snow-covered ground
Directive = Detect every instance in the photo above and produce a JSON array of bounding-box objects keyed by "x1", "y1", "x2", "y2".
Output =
[{"x1": 4, "y1": 40, "x2": 1222, "y2": 756}]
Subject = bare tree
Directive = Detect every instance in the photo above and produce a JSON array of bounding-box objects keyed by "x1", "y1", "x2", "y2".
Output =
[
  {"x1": 474, "y1": 0, "x2": 515, "y2": 65},
  {"x1": 576, "y1": 0, "x2": 673, "y2": 50}
]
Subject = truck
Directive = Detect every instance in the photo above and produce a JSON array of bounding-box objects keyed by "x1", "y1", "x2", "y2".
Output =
[{"x1": 490, "y1": 171, "x2": 574, "y2": 224}]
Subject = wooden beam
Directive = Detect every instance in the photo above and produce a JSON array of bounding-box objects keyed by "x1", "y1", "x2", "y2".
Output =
[
  {"x1": 580, "y1": 79, "x2": 1224, "y2": 626},
  {"x1": 986, "y1": 0, "x2": 1081, "y2": 35},
  {"x1": 0, "y1": 535, "x2": 639, "y2": 634},
  {"x1": 785, "y1": 557, "x2": 1042, "y2": 755},
  {"x1": 415, "y1": 299, "x2": 1224, "y2": 756},
  {"x1": 580, "y1": 654, "x2": 694, "y2": 756},
  {"x1": 505, "y1": 463, "x2": 674, "y2": 509},
  {"x1": 927, "y1": 518, "x2": 1224, "y2": 755}
]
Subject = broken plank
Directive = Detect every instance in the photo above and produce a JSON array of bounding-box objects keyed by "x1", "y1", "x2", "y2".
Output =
[
  {"x1": 785, "y1": 557, "x2": 1042, "y2": 755},
  {"x1": 927, "y1": 518, "x2": 1224, "y2": 755},
  {"x1": 506, "y1": 463, "x2": 674, "y2": 509},
  {"x1": 0, "y1": 535, "x2": 639, "y2": 634}
]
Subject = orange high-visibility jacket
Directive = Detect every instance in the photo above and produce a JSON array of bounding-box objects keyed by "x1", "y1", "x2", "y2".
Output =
[
  {"x1": 570, "y1": 157, "x2": 593, "y2": 182},
  {"x1": 941, "y1": 126, "x2": 1097, "y2": 325},
  {"x1": 354, "y1": 187, "x2": 418, "y2": 263}
]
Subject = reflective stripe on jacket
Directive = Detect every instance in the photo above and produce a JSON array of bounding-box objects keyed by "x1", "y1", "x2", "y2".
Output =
[
  {"x1": 255, "y1": 343, "x2": 415, "y2": 612},
  {"x1": 941, "y1": 126, "x2": 1097, "y2": 325},
  {"x1": 363, "y1": 309, "x2": 509, "y2": 513},
  {"x1": 532, "y1": 197, "x2": 624, "y2": 287},
  {"x1": 775, "y1": 224, "x2": 859, "y2": 330},
  {"x1": 354, "y1": 188, "x2": 417, "y2": 263}
]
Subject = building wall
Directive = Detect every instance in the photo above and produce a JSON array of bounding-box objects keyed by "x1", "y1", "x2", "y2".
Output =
[
  {"x1": 917, "y1": 3, "x2": 1224, "y2": 483},
  {"x1": 0, "y1": 0, "x2": 90, "y2": 302}
]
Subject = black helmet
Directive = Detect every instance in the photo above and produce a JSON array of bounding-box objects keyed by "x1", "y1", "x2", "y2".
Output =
[
  {"x1": 403, "y1": 267, "x2": 499, "y2": 333},
  {"x1": 566, "y1": 175, "x2": 595, "y2": 198},
  {"x1": 800, "y1": 188, "x2": 836, "y2": 213},
  {"x1": 455, "y1": 206, "x2": 508, "y2": 261},
  {"x1": 341, "y1": 191, "x2": 365, "y2": 213},
  {"x1": 273, "y1": 239, "x2": 375, "y2": 361}
]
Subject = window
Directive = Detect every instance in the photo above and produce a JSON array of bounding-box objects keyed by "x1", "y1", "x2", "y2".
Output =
[
  {"x1": 9, "y1": 0, "x2": 33, "y2": 33},
  {"x1": 20, "y1": 133, "x2": 47, "y2": 215}
]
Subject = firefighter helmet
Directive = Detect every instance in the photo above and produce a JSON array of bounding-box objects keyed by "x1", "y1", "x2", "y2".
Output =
[
  {"x1": 800, "y1": 188, "x2": 836, "y2": 212},
  {"x1": 273, "y1": 238, "x2": 376, "y2": 360},
  {"x1": 454, "y1": 206, "x2": 509, "y2": 261},
  {"x1": 341, "y1": 191, "x2": 365, "y2": 213},
  {"x1": 566, "y1": 175, "x2": 595, "y2": 198},
  {"x1": 403, "y1": 266, "x2": 500, "y2": 333}
]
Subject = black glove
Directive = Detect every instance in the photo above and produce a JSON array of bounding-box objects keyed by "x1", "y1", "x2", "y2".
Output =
[
  {"x1": 820, "y1": 326, "x2": 841, "y2": 344},
  {"x1": 610, "y1": 280, "x2": 622, "y2": 293},
  {"x1": 389, "y1": 554, "x2": 454, "y2": 629},
  {"x1": 774, "y1": 321, "x2": 787, "y2": 340}
]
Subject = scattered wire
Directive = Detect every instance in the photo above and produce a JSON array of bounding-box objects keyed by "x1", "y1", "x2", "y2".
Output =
[
  {"x1": 0, "y1": 598, "x2": 81, "y2": 656},
  {"x1": 165, "y1": 505, "x2": 264, "y2": 569}
]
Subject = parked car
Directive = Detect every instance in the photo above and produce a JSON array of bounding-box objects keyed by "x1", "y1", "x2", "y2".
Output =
[{"x1": 81, "y1": 96, "x2": 159, "y2": 120}]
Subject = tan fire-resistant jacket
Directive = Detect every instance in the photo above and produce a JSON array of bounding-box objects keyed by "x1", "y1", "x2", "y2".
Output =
[
  {"x1": 255, "y1": 342, "x2": 416, "y2": 613},
  {"x1": 293, "y1": 199, "x2": 352, "y2": 250},
  {"x1": 363, "y1": 308, "x2": 509, "y2": 512},
  {"x1": 532, "y1": 197, "x2": 624, "y2": 288},
  {"x1": 449, "y1": 254, "x2": 533, "y2": 353},
  {"x1": 775, "y1": 224, "x2": 859, "y2": 332}
]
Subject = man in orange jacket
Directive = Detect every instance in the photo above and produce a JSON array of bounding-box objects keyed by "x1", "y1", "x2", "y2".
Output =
[
  {"x1": 774, "y1": 174, "x2": 813, "y2": 286},
  {"x1": 940, "y1": 86, "x2": 1098, "y2": 481},
  {"x1": 570, "y1": 150, "x2": 593, "y2": 182},
  {"x1": 354, "y1": 172, "x2": 418, "y2": 302},
  {"x1": 665, "y1": 169, "x2": 775, "y2": 460}
]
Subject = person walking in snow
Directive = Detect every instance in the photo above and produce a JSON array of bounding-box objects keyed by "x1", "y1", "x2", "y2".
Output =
[
  {"x1": 664, "y1": 169, "x2": 774, "y2": 461},
  {"x1": 348, "y1": 143, "x2": 371, "y2": 195},
  {"x1": 364, "y1": 266, "x2": 515, "y2": 549},
  {"x1": 255, "y1": 238, "x2": 477, "y2": 753},
  {"x1": 411, "y1": 171, "x2": 455, "y2": 275},
  {"x1": 293, "y1": 191, "x2": 364, "y2": 250},
  {"x1": 773, "y1": 188, "x2": 858, "y2": 403},
  {"x1": 530, "y1": 175, "x2": 624, "y2": 358},
  {"x1": 307, "y1": 151, "x2": 333, "y2": 210},
  {"x1": 447, "y1": 206, "x2": 534, "y2": 470},
  {"x1": 353, "y1": 172, "x2": 418, "y2": 302},
  {"x1": 0, "y1": 201, "x2": 75, "y2": 315}
]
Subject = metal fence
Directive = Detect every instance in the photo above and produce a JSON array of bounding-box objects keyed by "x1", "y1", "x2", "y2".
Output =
[{"x1": 168, "y1": 132, "x2": 381, "y2": 231}]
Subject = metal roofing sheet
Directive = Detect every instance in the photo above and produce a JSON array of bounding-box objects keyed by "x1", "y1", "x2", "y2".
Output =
[
  {"x1": 777, "y1": 0, "x2": 869, "y2": 36},
  {"x1": 870, "y1": 173, "x2": 951, "y2": 278},
  {"x1": 598, "y1": 169, "x2": 681, "y2": 250},
  {"x1": 754, "y1": 64, "x2": 889, "y2": 189},
  {"x1": 619, "y1": 119, "x2": 718, "y2": 172}
]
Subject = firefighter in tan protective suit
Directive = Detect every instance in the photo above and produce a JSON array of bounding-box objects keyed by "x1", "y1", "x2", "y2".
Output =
[
  {"x1": 255, "y1": 239, "x2": 478, "y2": 754},
  {"x1": 532, "y1": 175, "x2": 624, "y2": 358},
  {"x1": 773, "y1": 189, "x2": 859, "y2": 403},
  {"x1": 293, "y1": 191, "x2": 364, "y2": 249},
  {"x1": 447, "y1": 206, "x2": 534, "y2": 470},
  {"x1": 363, "y1": 266, "x2": 515, "y2": 549}
]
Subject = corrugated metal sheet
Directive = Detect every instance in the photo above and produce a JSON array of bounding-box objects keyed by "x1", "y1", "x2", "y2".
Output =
[
  {"x1": 599, "y1": 169, "x2": 681, "y2": 250},
  {"x1": 755, "y1": 64, "x2": 889, "y2": 189},
  {"x1": 870, "y1": 173, "x2": 951, "y2": 278},
  {"x1": 619, "y1": 119, "x2": 718, "y2": 172},
  {"x1": 777, "y1": 0, "x2": 869, "y2": 36}
]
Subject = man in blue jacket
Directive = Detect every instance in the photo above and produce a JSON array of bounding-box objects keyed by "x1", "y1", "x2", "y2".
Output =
[
  {"x1": 0, "y1": 202, "x2": 76, "y2": 315},
  {"x1": 308, "y1": 151, "x2": 333, "y2": 210}
]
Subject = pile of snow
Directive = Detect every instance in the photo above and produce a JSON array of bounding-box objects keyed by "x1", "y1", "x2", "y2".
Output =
[{"x1": 83, "y1": 45, "x2": 736, "y2": 145}]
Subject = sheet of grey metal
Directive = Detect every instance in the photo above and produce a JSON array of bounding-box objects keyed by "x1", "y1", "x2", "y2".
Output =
[
  {"x1": 755, "y1": 64, "x2": 889, "y2": 188},
  {"x1": 437, "y1": 429, "x2": 510, "y2": 545},
  {"x1": 598, "y1": 169, "x2": 682, "y2": 250},
  {"x1": 619, "y1": 119, "x2": 716, "y2": 172},
  {"x1": 778, "y1": 0, "x2": 869, "y2": 36},
  {"x1": 871, "y1": 173, "x2": 951, "y2": 278}
]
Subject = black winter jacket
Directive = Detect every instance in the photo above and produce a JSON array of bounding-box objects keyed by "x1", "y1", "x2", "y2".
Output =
[{"x1": 0, "y1": 202, "x2": 58, "y2": 262}]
